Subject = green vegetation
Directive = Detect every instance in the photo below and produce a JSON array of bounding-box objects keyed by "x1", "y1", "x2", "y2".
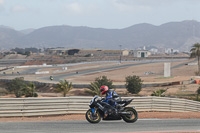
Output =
[
  {"x1": 55, "y1": 80, "x2": 72, "y2": 97},
  {"x1": 151, "y1": 89, "x2": 166, "y2": 97},
  {"x1": 196, "y1": 87, "x2": 200, "y2": 101},
  {"x1": 125, "y1": 75, "x2": 143, "y2": 94},
  {"x1": 85, "y1": 82, "x2": 100, "y2": 96},
  {"x1": 94, "y1": 76, "x2": 115, "y2": 89},
  {"x1": 6, "y1": 77, "x2": 27, "y2": 97},
  {"x1": 23, "y1": 82, "x2": 38, "y2": 97},
  {"x1": 85, "y1": 76, "x2": 115, "y2": 96},
  {"x1": 5, "y1": 77, "x2": 38, "y2": 98},
  {"x1": 190, "y1": 43, "x2": 200, "y2": 76},
  {"x1": 0, "y1": 89, "x2": 8, "y2": 96}
]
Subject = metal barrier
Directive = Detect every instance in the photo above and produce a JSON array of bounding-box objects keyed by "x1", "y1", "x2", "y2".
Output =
[{"x1": 0, "y1": 96, "x2": 199, "y2": 117}]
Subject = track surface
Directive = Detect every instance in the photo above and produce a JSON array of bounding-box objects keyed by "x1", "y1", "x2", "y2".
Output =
[
  {"x1": 0, "y1": 119, "x2": 199, "y2": 133},
  {"x1": 38, "y1": 59, "x2": 191, "y2": 82}
]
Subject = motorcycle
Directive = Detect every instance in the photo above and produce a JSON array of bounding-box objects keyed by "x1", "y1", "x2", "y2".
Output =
[{"x1": 85, "y1": 95, "x2": 138, "y2": 123}]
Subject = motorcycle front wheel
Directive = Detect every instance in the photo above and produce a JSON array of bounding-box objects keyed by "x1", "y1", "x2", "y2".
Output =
[
  {"x1": 122, "y1": 107, "x2": 138, "y2": 123},
  {"x1": 85, "y1": 109, "x2": 101, "y2": 123}
]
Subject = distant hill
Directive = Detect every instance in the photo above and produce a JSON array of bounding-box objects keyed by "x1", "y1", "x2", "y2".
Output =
[
  {"x1": 0, "y1": 27, "x2": 24, "y2": 49},
  {"x1": 1, "y1": 20, "x2": 200, "y2": 51},
  {"x1": 20, "y1": 28, "x2": 35, "y2": 34}
]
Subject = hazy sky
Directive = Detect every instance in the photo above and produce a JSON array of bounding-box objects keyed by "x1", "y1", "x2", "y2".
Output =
[{"x1": 0, "y1": 0, "x2": 200, "y2": 30}]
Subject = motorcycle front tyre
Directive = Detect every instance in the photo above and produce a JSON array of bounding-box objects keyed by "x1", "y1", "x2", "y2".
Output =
[
  {"x1": 121, "y1": 107, "x2": 138, "y2": 123},
  {"x1": 85, "y1": 109, "x2": 101, "y2": 123}
]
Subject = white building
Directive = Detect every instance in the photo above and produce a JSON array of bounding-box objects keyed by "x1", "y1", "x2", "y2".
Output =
[
  {"x1": 165, "y1": 48, "x2": 179, "y2": 54},
  {"x1": 149, "y1": 48, "x2": 158, "y2": 54},
  {"x1": 132, "y1": 50, "x2": 151, "y2": 58}
]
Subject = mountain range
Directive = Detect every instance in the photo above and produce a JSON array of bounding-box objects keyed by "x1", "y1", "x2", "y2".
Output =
[{"x1": 1, "y1": 20, "x2": 200, "y2": 51}]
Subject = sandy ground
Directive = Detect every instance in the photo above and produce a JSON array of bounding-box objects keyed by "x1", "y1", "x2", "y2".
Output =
[
  {"x1": 0, "y1": 112, "x2": 200, "y2": 122},
  {"x1": 1, "y1": 59, "x2": 200, "y2": 122},
  {"x1": 1, "y1": 58, "x2": 200, "y2": 97},
  {"x1": 2, "y1": 58, "x2": 199, "y2": 85},
  {"x1": 59, "y1": 59, "x2": 198, "y2": 84}
]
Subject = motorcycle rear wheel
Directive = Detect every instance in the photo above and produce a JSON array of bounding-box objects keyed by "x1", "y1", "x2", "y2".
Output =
[
  {"x1": 122, "y1": 107, "x2": 138, "y2": 123},
  {"x1": 85, "y1": 109, "x2": 101, "y2": 123}
]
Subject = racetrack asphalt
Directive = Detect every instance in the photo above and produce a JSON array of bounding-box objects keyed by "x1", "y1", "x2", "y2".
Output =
[{"x1": 0, "y1": 119, "x2": 199, "y2": 133}]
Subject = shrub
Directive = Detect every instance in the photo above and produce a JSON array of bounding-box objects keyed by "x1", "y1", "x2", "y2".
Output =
[
  {"x1": 6, "y1": 77, "x2": 27, "y2": 98},
  {"x1": 85, "y1": 82, "x2": 100, "y2": 96},
  {"x1": 55, "y1": 80, "x2": 72, "y2": 97},
  {"x1": 6, "y1": 78, "x2": 38, "y2": 98},
  {"x1": 23, "y1": 82, "x2": 38, "y2": 97},
  {"x1": 197, "y1": 87, "x2": 200, "y2": 94},
  {"x1": 94, "y1": 76, "x2": 115, "y2": 89},
  {"x1": 125, "y1": 75, "x2": 143, "y2": 94},
  {"x1": 151, "y1": 89, "x2": 166, "y2": 97},
  {"x1": 85, "y1": 76, "x2": 115, "y2": 96},
  {"x1": 196, "y1": 87, "x2": 200, "y2": 101}
]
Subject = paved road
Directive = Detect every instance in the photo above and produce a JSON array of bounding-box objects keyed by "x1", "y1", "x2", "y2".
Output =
[
  {"x1": 0, "y1": 59, "x2": 193, "y2": 81},
  {"x1": 38, "y1": 59, "x2": 193, "y2": 82},
  {"x1": 171, "y1": 58, "x2": 197, "y2": 69},
  {"x1": 38, "y1": 61, "x2": 154, "y2": 81},
  {"x1": 0, "y1": 119, "x2": 199, "y2": 133}
]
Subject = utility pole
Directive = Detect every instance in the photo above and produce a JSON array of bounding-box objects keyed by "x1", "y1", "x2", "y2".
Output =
[{"x1": 119, "y1": 45, "x2": 122, "y2": 63}]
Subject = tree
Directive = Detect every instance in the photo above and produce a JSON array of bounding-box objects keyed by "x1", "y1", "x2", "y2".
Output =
[
  {"x1": 190, "y1": 43, "x2": 200, "y2": 75},
  {"x1": 6, "y1": 77, "x2": 27, "y2": 98},
  {"x1": 196, "y1": 87, "x2": 200, "y2": 101},
  {"x1": 55, "y1": 80, "x2": 72, "y2": 97},
  {"x1": 125, "y1": 75, "x2": 143, "y2": 94},
  {"x1": 85, "y1": 76, "x2": 115, "y2": 96},
  {"x1": 11, "y1": 48, "x2": 25, "y2": 54},
  {"x1": 24, "y1": 51, "x2": 31, "y2": 57},
  {"x1": 23, "y1": 82, "x2": 38, "y2": 97},
  {"x1": 151, "y1": 89, "x2": 166, "y2": 97}
]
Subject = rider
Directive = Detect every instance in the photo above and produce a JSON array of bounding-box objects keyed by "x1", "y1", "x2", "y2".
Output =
[
  {"x1": 100, "y1": 85, "x2": 120, "y2": 109},
  {"x1": 50, "y1": 76, "x2": 53, "y2": 80}
]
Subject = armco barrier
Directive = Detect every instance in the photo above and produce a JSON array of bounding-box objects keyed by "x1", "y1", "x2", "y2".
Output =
[{"x1": 0, "y1": 96, "x2": 199, "y2": 117}]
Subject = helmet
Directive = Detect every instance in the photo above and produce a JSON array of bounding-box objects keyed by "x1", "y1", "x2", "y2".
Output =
[{"x1": 100, "y1": 85, "x2": 109, "y2": 95}]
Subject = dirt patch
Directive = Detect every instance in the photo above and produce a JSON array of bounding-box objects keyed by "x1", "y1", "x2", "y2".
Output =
[{"x1": 0, "y1": 112, "x2": 200, "y2": 122}]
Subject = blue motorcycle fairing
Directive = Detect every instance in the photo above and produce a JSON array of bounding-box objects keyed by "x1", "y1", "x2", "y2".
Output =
[
  {"x1": 102, "y1": 100, "x2": 108, "y2": 103},
  {"x1": 91, "y1": 108, "x2": 95, "y2": 113}
]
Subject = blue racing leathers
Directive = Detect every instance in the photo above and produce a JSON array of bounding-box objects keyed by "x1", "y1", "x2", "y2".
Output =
[{"x1": 104, "y1": 89, "x2": 119, "y2": 107}]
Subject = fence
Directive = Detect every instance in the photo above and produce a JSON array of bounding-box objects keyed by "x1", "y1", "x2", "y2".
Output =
[{"x1": 0, "y1": 96, "x2": 200, "y2": 117}]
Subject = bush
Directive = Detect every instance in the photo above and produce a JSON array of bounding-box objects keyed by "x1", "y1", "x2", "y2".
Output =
[
  {"x1": 23, "y1": 82, "x2": 38, "y2": 97},
  {"x1": 85, "y1": 82, "x2": 100, "y2": 96},
  {"x1": 94, "y1": 76, "x2": 115, "y2": 89},
  {"x1": 197, "y1": 87, "x2": 200, "y2": 95},
  {"x1": 55, "y1": 80, "x2": 72, "y2": 97},
  {"x1": 195, "y1": 71, "x2": 200, "y2": 76},
  {"x1": 125, "y1": 75, "x2": 143, "y2": 94},
  {"x1": 6, "y1": 78, "x2": 38, "y2": 98},
  {"x1": 196, "y1": 87, "x2": 200, "y2": 101},
  {"x1": 151, "y1": 89, "x2": 166, "y2": 97},
  {"x1": 85, "y1": 76, "x2": 115, "y2": 96},
  {"x1": 0, "y1": 89, "x2": 9, "y2": 96},
  {"x1": 6, "y1": 77, "x2": 27, "y2": 98}
]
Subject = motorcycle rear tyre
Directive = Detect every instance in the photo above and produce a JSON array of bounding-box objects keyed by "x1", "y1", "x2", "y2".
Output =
[
  {"x1": 85, "y1": 109, "x2": 101, "y2": 123},
  {"x1": 122, "y1": 107, "x2": 138, "y2": 123}
]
